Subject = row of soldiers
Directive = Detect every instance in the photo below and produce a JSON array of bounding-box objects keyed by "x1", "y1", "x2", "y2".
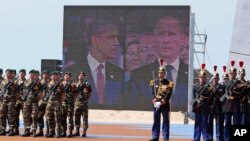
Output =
[
  {"x1": 0, "y1": 68, "x2": 92, "y2": 138},
  {"x1": 192, "y1": 61, "x2": 250, "y2": 141}
]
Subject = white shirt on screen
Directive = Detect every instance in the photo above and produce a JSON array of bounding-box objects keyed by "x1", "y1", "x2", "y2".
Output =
[{"x1": 87, "y1": 52, "x2": 106, "y2": 87}]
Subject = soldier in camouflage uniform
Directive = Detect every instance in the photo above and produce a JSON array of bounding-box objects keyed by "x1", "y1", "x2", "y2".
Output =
[
  {"x1": 73, "y1": 72, "x2": 92, "y2": 137},
  {"x1": 61, "y1": 72, "x2": 76, "y2": 137},
  {"x1": 21, "y1": 70, "x2": 42, "y2": 137},
  {"x1": 0, "y1": 69, "x2": 17, "y2": 136},
  {"x1": 14, "y1": 69, "x2": 26, "y2": 135},
  {"x1": 45, "y1": 71, "x2": 64, "y2": 138},
  {"x1": 36, "y1": 70, "x2": 50, "y2": 136}
]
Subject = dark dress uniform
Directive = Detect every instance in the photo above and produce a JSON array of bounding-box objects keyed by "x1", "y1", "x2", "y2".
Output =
[
  {"x1": 192, "y1": 82, "x2": 211, "y2": 141},
  {"x1": 222, "y1": 78, "x2": 242, "y2": 141},
  {"x1": 150, "y1": 78, "x2": 173, "y2": 141},
  {"x1": 238, "y1": 79, "x2": 248, "y2": 125},
  {"x1": 73, "y1": 80, "x2": 92, "y2": 137},
  {"x1": 207, "y1": 82, "x2": 224, "y2": 141}
]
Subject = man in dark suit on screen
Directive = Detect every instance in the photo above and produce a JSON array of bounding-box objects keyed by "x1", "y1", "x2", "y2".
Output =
[
  {"x1": 130, "y1": 16, "x2": 188, "y2": 111},
  {"x1": 64, "y1": 18, "x2": 124, "y2": 109}
]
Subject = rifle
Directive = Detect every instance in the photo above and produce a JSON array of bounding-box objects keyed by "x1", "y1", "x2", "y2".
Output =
[
  {"x1": 207, "y1": 84, "x2": 221, "y2": 107},
  {"x1": 191, "y1": 77, "x2": 214, "y2": 106},
  {"x1": 219, "y1": 79, "x2": 238, "y2": 102},
  {"x1": 43, "y1": 80, "x2": 60, "y2": 102},
  {"x1": 0, "y1": 80, "x2": 14, "y2": 97},
  {"x1": 64, "y1": 74, "x2": 76, "y2": 93},
  {"x1": 21, "y1": 79, "x2": 39, "y2": 101},
  {"x1": 152, "y1": 71, "x2": 157, "y2": 98}
]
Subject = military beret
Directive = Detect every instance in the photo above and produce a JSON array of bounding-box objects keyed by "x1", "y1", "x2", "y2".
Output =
[
  {"x1": 35, "y1": 70, "x2": 40, "y2": 75},
  {"x1": 0, "y1": 68, "x2": 3, "y2": 74},
  {"x1": 51, "y1": 71, "x2": 59, "y2": 75},
  {"x1": 5, "y1": 69, "x2": 13, "y2": 73},
  {"x1": 79, "y1": 71, "x2": 85, "y2": 76},
  {"x1": 12, "y1": 69, "x2": 16, "y2": 74},
  {"x1": 19, "y1": 69, "x2": 26, "y2": 73},
  {"x1": 41, "y1": 70, "x2": 50, "y2": 75},
  {"x1": 64, "y1": 72, "x2": 71, "y2": 76},
  {"x1": 29, "y1": 69, "x2": 36, "y2": 74}
]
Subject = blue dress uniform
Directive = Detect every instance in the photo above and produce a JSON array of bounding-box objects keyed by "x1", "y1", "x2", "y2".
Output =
[
  {"x1": 207, "y1": 67, "x2": 224, "y2": 141},
  {"x1": 207, "y1": 82, "x2": 224, "y2": 141},
  {"x1": 150, "y1": 66, "x2": 173, "y2": 141},
  {"x1": 192, "y1": 64, "x2": 211, "y2": 141},
  {"x1": 222, "y1": 62, "x2": 242, "y2": 141}
]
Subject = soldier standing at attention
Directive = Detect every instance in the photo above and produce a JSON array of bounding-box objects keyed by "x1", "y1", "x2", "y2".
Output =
[
  {"x1": 45, "y1": 71, "x2": 64, "y2": 138},
  {"x1": 237, "y1": 61, "x2": 248, "y2": 125},
  {"x1": 14, "y1": 69, "x2": 26, "y2": 135},
  {"x1": 192, "y1": 64, "x2": 210, "y2": 141},
  {"x1": 36, "y1": 70, "x2": 50, "y2": 136},
  {"x1": 21, "y1": 70, "x2": 41, "y2": 137},
  {"x1": 149, "y1": 60, "x2": 174, "y2": 141},
  {"x1": 73, "y1": 72, "x2": 92, "y2": 137},
  {"x1": 61, "y1": 72, "x2": 76, "y2": 137},
  {"x1": 0, "y1": 69, "x2": 17, "y2": 136},
  {"x1": 222, "y1": 61, "x2": 242, "y2": 141},
  {"x1": 207, "y1": 66, "x2": 224, "y2": 141}
]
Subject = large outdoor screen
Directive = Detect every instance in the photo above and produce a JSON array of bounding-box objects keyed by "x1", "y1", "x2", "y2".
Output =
[{"x1": 63, "y1": 6, "x2": 190, "y2": 111}]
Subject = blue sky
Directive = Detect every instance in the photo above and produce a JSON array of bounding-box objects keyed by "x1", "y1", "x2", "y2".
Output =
[{"x1": 0, "y1": 0, "x2": 237, "y2": 74}]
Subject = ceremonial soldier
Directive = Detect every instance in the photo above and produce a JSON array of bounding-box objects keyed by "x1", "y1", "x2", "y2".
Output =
[
  {"x1": 0, "y1": 69, "x2": 17, "y2": 136},
  {"x1": 44, "y1": 71, "x2": 64, "y2": 138},
  {"x1": 237, "y1": 61, "x2": 249, "y2": 125},
  {"x1": 222, "y1": 61, "x2": 242, "y2": 141},
  {"x1": 36, "y1": 70, "x2": 50, "y2": 136},
  {"x1": 222, "y1": 66, "x2": 229, "y2": 82},
  {"x1": 61, "y1": 72, "x2": 76, "y2": 137},
  {"x1": 14, "y1": 69, "x2": 26, "y2": 135},
  {"x1": 192, "y1": 64, "x2": 210, "y2": 141},
  {"x1": 21, "y1": 70, "x2": 42, "y2": 137},
  {"x1": 73, "y1": 72, "x2": 92, "y2": 137},
  {"x1": 149, "y1": 59, "x2": 174, "y2": 141},
  {"x1": 207, "y1": 66, "x2": 224, "y2": 141}
]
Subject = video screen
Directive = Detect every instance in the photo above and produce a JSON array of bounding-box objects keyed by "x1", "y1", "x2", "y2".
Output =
[{"x1": 63, "y1": 6, "x2": 190, "y2": 111}]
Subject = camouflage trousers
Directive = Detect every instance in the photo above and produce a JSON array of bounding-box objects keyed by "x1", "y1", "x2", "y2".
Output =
[
  {"x1": 37, "y1": 100, "x2": 47, "y2": 129},
  {"x1": 23, "y1": 102, "x2": 38, "y2": 130},
  {"x1": 45, "y1": 102, "x2": 62, "y2": 133},
  {"x1": 61, "y1": 103, "x2": 74, "y2": 131},
  {"x1": 0, "y1": 101, "x2": 16, "y2": 130},
  {"x1": 74, "y1": 103, "x2": 88, "y2": 130},
  {"x1": 15, "y1": 99, "x2": 23, "y2": 129}
]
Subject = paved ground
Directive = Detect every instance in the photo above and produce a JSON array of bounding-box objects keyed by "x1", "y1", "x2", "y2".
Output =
[{"x1": 0, "y1": 122, "x2": 193, "y2": 141}]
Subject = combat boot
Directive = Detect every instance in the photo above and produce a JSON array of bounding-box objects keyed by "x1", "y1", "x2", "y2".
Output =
[
  {"x1": 67, "y1": 129, "x2": 73, "y2": 138},
  {"x1": 36, "y1": 128, "x2": 43, "y2": 136},
  {"x1": 8, "y1": 129, "x2": 14, "y2": 136},
  {"x1": 54, "y1": 131, "x2": 62, "y2": 138},
  {"x1": 72, "y1": 128, "x2": 80, "y2": 136},
  {"x1": 22, "y1": 129, "x2": 30, "y2": 137},
  {"x1": 46, "y1": 131, "x2": 54, "y2": 138},
  {"x1": 14, "y1": 128, "x2": 19, "y2": 135},
  {"x1": 0, "y1": 129, "x2": 6, "y2": 136},
  {"x1": 81, "y1": 129, "x2": 87, "y2": 137},
  {"x1": 32, "y1": 130, "x2": 37, "y2": 137},
  {"x1": 61, "y1": 129, "x2": 66, "y2": 137}
]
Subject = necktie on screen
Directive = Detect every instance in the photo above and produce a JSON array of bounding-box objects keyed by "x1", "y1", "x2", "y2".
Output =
[
  {"x1": 97, "y1": 64, "x2": 105, "y2": 104},
  {"x1": 166, "y1": 65, "x2": 174, "y2": 81}
]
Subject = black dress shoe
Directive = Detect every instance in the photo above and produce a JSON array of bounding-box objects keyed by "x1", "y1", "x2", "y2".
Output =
[
  {"x1": 81, "y1": 134, "x2": 86, "y2": 137},
  {"x1": 46, "y1": 133, "x2": 55, "y2": 138},
  {"x1": 72, "y1": 132, "x2": 80, "y2": 136},
  {"x1": 61, "y1": 132, "x2": 66, "y2": 137},
  {"x1": 8, "y1": 130, "x2": 14, "y2": 136}
]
